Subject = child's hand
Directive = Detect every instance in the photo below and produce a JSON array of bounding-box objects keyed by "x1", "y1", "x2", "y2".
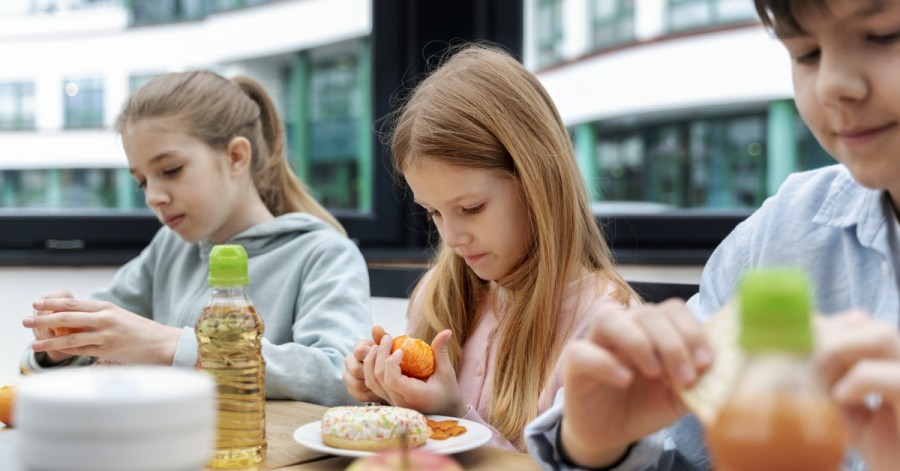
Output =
[
  {"x1": 814, "y1": 311, "x2": 900, "y2": 471},
  {"x1": 343, "y1": 325, "x2": 388, "y2": 403},
  {"x1": 29, "y1": 290, "x2": 76, "y2": 364},
  {"x1": 22, "y1": 298, "x2": 181, "y2": 365},
  {"x1": 363, "y1": 330, "x2": 465, "y2": 417},
  {"x1": 560, "y1": 299, "x2": 711, "y2": 467}
]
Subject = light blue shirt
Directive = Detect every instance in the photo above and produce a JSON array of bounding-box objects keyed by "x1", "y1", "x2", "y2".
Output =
[{"x1": 526, "y1": 165, "x2": 900, "y2": 471}]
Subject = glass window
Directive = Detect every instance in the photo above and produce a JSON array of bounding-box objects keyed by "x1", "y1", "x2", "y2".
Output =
[
  {"x1": 128, "y1": 73, "x2": 159, "y2": 94},
  {"x1": 535, "y1": 0, "x2": 564, "y2": 68},
  {"x1": 593, "y1": 109, "x2": 834, "y2": 209},
  {"x1": 668, "y1": 0, "x2": 757, "y2": 32},
  {"x1": 596, "y1": 113, "x2": 769, "y2": 209},
  {"x1": 0, "y1": 82, "x2": 36, "y2": 131},
  {"x1": 63, "y1": 77, "x2": 104, "y2": 129},
  {"x1": 307, "y1": 54, "x2": 361, "y2": 210},
  {"x1": 591, "y1": 0, "x2": 635, "y2": 50},
  {"x1": 0, "y1": 168, "x2": 126, "y2": 209}
]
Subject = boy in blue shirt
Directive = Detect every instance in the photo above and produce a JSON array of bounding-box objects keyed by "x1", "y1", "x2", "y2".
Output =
[{"x1": 525, "y1": 1, "x2": 900, "y2": 470}]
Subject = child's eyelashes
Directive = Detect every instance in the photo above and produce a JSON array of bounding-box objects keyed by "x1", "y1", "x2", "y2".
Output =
[
  {"x1": 134, "y1": 165, "x2": 183, "y2": 191},
  {"x1": 421, "y1": 204, "x2": 486, "y2": 219},
  {"x1": 462, "y1": 204, "x2": 485, "y2": 215},
  {"x1": 793, "y1": 49, "x2": 820, "y2": 65},
  {"x1": 162, "y1": 166, "x2": 183, "y2": 177},
  {"x1": 868, "y1": 31, "x2": 900, "y2": 44}
]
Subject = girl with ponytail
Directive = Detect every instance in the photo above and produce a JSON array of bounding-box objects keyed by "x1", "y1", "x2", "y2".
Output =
[{"x1": 22, "y1": 71, "x2": 371, "y2": 405}]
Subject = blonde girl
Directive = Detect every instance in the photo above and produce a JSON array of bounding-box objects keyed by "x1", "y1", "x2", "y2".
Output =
[
  {"x1": 343, "y1": 44, "x2": 637, "y2": 449},
  {"x1": 22, "y1": 71, "x2": 371, "y2": 405}
]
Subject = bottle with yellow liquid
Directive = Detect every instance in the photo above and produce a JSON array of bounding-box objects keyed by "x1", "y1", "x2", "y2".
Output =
[
  {"x1": 196, "y1": 244, "x2": 266, "y2": 468},
  {"x1": 707, "y1": 269, "x2": 846, "y2": 471}
]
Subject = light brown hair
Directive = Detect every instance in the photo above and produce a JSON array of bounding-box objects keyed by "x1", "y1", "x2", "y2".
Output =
[
  {"x1": 390, "y1": 44, "x2": 638, "y2": 449},
  {"x1": 115, "y1": 70, "x2": 344, "y2": 234}
]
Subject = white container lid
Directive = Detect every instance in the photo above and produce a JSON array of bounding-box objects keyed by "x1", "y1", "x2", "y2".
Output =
[
  {"x1": 14, "y1": 367, "x2": 216, "y2": 471},
  {"x1": 15, "y1": 366, "x2": 214, "y2": 434}
]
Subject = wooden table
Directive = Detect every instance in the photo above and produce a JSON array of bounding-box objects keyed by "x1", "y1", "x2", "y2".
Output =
[
  {"x1": 229, "y1": 401, "x2": 541, "y2": 471},
  {"x1": 1, "y1": 399, "x2": 539, "y2": 470}
]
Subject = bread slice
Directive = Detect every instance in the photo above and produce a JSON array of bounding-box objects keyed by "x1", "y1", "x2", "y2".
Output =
[{"x1": 676, "y1": 302, "x2": 745, "y2": 425}]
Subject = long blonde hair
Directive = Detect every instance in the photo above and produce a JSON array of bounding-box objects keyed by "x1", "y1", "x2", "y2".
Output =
[
  {"x1": 390, "y1": 44, "x2": 637, "y2": 449},
  {"x1": 115, "y1": 70, "x2": 344, "y2": 234}
]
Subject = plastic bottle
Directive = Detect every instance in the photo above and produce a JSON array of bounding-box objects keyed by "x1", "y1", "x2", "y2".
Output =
[
  {"x1": 195, "y1": 244, "x2": 267, "y2": 468},
  {"x1": 707, "y1": 268, "x2": 846, "y2": 471}
]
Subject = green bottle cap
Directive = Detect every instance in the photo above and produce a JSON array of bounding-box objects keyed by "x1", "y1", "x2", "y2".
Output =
[
  {"x1": 208, "y1": 244, "x2": 249, "y2": 286},
  {"x1": 738, "y1": 268, "x2": 813, "y2": 353}
]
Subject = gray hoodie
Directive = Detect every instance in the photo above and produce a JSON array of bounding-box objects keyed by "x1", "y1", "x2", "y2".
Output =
[{"x1": 21, "y1": 213, "x2": 372, "y2": 405}]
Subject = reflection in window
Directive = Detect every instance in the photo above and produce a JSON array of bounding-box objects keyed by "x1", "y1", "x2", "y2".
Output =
[
  {"x1": 596, "y1": 114, "x2": 769, "y2": 208},
  {"x1": 63, "y1": 77, "x2": 105, "y2": 129},
  {"x1": 591, "y1": 0, "x2": 635, "y2": 50},
  {"x1": 0, "y1": 168, "x2": 127, "y2": 209},
  {"x1": 535, "y1": 0, "x2": 564, "y2": 68},
  {"x1": 308, "y1": 54, "x2": 361, "y2": 210},
  {"x1": 668, "y1": 0, "x2": 757, "y2": 32},
  {"x1": 0, "y1": 82, "x2": 36, "y2": 131}
]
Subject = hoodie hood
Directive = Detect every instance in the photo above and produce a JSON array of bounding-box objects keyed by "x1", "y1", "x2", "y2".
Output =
[{"x1": 197, "y1": 212, "x2": 339, "y2": 261}]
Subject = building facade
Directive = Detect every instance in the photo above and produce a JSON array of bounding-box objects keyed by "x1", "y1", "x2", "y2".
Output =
[
  {"x1": 0, "y1": 0, "x2": 831, "y2": 214},
  {"x1": 0, "y1": 0, "x2": 372, "y2": 212},
  {"x1": 527, "y1": 0, "x2": 832, "y2": 210}
]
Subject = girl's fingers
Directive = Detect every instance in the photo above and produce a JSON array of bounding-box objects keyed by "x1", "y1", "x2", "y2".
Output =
[
  {"x1": 372, "y1": 325, "x2": 386, "y2": 345},
  {"x1": 372, "y1": 334, "x2": 393, "y2": 379},
  {"x1": 23, "y1": 311, "x2": 96, "y2": 331},
  {"x1": 353, "y1": 340, "x2": 374, "y2": 362},
  {"x1": 588, "y1": 310, "x2": 661, "y2": 378},
  {"x1": 344, "y1": 354, "x2": 366, "y2": 380},
  {"x1": 40, "y1": 290, "x2": 74, "y2": 300},
  {"x1": 382, "y1": 350, "x2": 419, "y2": 396},
  {"x1": 362, "y1": 345, "x2": 384, "y2": 397},
  {"x1": 430, "y1": 330, "x2": 453, "y2": 373},
  {"x1": 32, "y1": 298, "x2": 106, "y2": 313}
]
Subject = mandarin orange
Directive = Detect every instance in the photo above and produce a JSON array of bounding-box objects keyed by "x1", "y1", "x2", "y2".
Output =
[
  {"x1": 51, "y1": 327, "x2": 85, "y2": 336},
  {"x1": 390, "y1": 335, "x2": 435, "y2": 380},
  {"x1": 0, "y1": 385, "x2": 16, "y2": 427}
]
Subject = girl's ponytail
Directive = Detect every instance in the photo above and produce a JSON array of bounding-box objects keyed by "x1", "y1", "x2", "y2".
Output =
[{"x1": 231, "y1": 76, "x2": 346, "y2": 235}]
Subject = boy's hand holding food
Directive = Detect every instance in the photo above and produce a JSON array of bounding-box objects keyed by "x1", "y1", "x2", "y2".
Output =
[
  {"x1": 560, "y1": 299, "x2": 711, "y2": 467},
  {"x1": 813, "y1": 311, "x2": 900, "y2": 471}
]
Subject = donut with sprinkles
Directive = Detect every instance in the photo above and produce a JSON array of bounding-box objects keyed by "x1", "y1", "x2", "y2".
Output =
[{"x1": 321, "y1": 405, "x2": 430, "y2": 451}]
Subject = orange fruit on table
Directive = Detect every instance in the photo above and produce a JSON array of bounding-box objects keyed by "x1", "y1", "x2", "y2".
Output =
[
  {"x1": 0, "y1": 385, "x2": 16, "y2": 427},
  {"x1": 391, "y1": 335, "x2": 435, "y2": 380}
]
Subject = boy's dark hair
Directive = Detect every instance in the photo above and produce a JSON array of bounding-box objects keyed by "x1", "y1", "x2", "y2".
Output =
[{"x1": 754, "y1": 0, "x2": 831, "y2": 36}]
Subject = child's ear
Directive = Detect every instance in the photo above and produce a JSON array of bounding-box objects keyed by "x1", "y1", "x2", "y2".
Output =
[{"x1": 225, "y1": 136, "x2": 252, "y2": 174}]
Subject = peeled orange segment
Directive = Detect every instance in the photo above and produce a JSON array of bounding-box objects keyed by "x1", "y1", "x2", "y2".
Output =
[
  {"x1": 51, "y1": 327, "x2": 86, "y2": 336},
  {"x1": 676, "y1": 302, "x2": 744, "y2": 426},
  {"x1": 391, "y1": 335, "x2": 436, "y2": 380}
]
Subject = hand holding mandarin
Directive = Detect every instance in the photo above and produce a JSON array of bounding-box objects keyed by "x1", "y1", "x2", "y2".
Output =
[{"x1": 391, "y1": 335, "x2": 435, "y2": 380}]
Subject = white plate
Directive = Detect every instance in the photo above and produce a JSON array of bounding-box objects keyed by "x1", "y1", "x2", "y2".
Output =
[{"x1": 293, "y1": 415, "x2": 492, "y2": 458}]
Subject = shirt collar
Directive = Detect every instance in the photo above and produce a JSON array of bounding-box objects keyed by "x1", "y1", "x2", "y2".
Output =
[{"x1": 813, "y1": 168, "x2": 889, "y2": 250}]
